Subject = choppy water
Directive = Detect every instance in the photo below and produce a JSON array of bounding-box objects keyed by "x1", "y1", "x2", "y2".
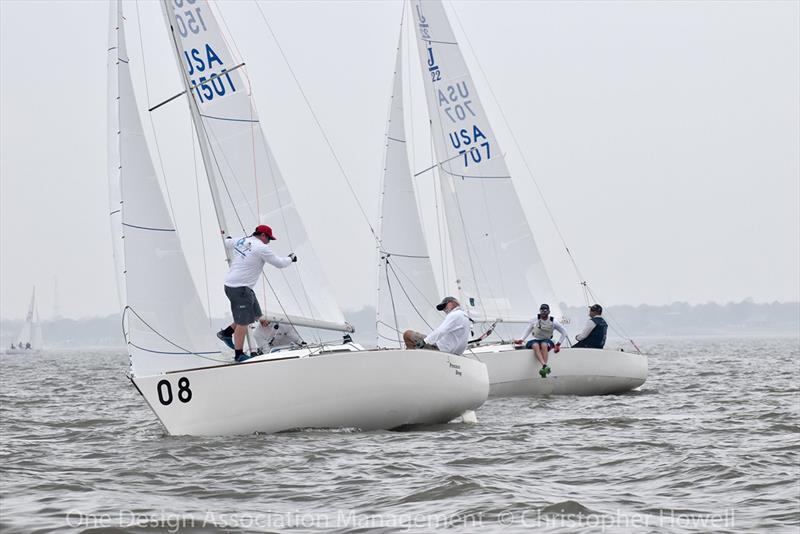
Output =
[{"x1": 1, "y1": 336, "x2": 798, "y2": 533}]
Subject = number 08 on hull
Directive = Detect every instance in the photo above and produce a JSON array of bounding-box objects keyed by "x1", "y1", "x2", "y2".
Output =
[{"x1": 131, "y1": 349, "x2": 489, "y2": 436}]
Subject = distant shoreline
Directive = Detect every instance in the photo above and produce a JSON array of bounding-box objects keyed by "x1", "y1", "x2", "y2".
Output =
[{"x1": 2, "y1": 301, "x2": 797, "y2": 349}]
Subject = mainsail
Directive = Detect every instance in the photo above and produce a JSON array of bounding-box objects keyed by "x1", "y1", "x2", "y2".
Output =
[
  {"x1": 14, "y1": 288, "x2": 36, "y2": 348},
  {"x1": 159, "y1": 0, "x2": 347, "y2": 332},
  {"x1": 109, "y1": 0, "x2": 221, "y2": 376},
  {"x1": 376, "y1": 40, "x2": 442, "y2": 346},
  {"x1": 410, "y1": 0, "x2": 559, "y2": 322}
]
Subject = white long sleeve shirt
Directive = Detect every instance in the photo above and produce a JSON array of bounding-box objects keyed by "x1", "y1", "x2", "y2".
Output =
[
  {"x1": 223, "y1": 236, "x2": 292, "y2": 289},
  {"x1": 425, "y1": 307, "x2": 471, "y2": 356},
  {"x1": 575, "y1": 318, "x2": 598, "y2": 341},
  {"x1": 519, "y1": 317, "x2": 568, "y2": 344}
]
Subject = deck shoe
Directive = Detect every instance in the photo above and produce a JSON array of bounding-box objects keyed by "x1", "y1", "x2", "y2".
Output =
[
  {"x1": 216, "y1": 329, "x2": 235, "y2": 350},
  {"x1": 235, "y1": 352, "x2": 253, "y2": 363}
]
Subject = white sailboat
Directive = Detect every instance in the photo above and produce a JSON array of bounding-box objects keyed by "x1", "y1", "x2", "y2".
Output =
[
  {"x1": 374, "y1": 0, "x2": 647, "y2": 396},
  {"x1": 7, "y1": 287, "x2": 43, "y2": 355},
  {"x1": 107, "y1": 0, "x2": 488, "y2": 436}
]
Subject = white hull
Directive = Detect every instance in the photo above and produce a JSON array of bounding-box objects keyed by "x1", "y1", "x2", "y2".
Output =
[
  {"x1": 469, "y1": 344, "x2": 647, "y2": 396},
  {"x1": 4, "y1": 349, "x2": 41, "y2": 355},
  {"x1": 132, "y1": 348, "x2": 489, "y2": 436}
]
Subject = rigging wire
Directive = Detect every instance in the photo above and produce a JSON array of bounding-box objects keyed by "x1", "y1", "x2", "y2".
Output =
[
  {"x1": 190, "y1": 123, "x2": 213, "y2": 326},
  {"x1": 447, "y1": 2, "x2": 587, "y2": 284},
  {"x1": 123, "y1": 306, "x2": 229, "y2": 364},
  {"x1": 133, "y1": 0, "x2": 181, "y2": 234},
  {"x1": 383, "y1": 256, "x2": 403, "y2": 347},
  {"x1": 375, "y1": 9, "x2": 407, "y2": 347},
  {"x1": 251, "y1": 0, "x2": 379, "y2": 243},
  {"x1": 386, "y1": 259, "x2": 435, "y2": 330},
  {"x1": 447, "y1": 2, "x2": 639, "y2": 349}
]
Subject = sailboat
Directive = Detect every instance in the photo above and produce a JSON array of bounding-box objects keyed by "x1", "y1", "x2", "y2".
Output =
[
  {"x1": 375, "y1": 0, "x2": 647, "y2": 396},
  {"x1": 6, "y1": 287, "x2": 43, "y2": 355},
  {"x1": 107, "y1": 0, "x2": 488, "y2": 436}
]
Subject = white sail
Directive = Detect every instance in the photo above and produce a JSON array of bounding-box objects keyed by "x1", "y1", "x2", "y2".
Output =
[
  {"x1": 14, "y1": 287, "x2": 35, "y2": 348},
  {"x1": 110, "y1": 0, "x2": 222, "y2": 376},
  {"x1": 411, "y1": 0, "x2": 559, "y2": 321},
  {"x1": 160, "y1": 0, "x2": 346, "y2": 331},
  {"x1": 377, "y1": 41, "x2": 443, "y2": 346}
]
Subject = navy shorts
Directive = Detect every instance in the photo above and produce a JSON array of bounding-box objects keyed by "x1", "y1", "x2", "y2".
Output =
[
  {"x1": 224, "y1": 285, "x2": 262, "y2": 325},
  {"x1": 526, "y1": 339, "x2": 554, "y2": 350}
]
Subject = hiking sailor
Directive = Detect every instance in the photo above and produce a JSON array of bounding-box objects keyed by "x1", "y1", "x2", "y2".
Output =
[
  {"x1": 573, "y1": 304, "x2": 608, "y2": 349},
  {"x1": 513, "y1": 303, "x2": 568, "y2": 378},
  {"x1": 251, "y1": 320, "x2": 303, "y2": 351},
  {"x1": 403, "y1": 296, "x2": 471, "y2": 356},
  {"x1": 217, "y1": 225, "x2": 297, "y2": 362}
]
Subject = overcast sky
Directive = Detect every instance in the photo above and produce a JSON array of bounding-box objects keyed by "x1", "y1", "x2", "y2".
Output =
[{"x1": 1, "y1": 0, "x2": 798, "y2": 321}]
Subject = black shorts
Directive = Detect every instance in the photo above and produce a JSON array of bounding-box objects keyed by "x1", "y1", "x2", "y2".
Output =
[{"x1": 224, "y1": 285, "x2": 262, "y2": 325}]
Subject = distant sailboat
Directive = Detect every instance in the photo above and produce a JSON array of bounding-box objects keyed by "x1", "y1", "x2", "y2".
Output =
[
  {"x1": 375, "y1": 0, "x2": 647, "y2": 396},
  {"x1": 107, "y1": 0, "x2": 488, "y2": 436},
  {"x1": 7, "y1": 287, "x2": 42, "y2": 355}
]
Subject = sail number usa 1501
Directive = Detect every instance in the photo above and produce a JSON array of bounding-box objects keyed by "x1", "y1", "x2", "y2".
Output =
[
  {"x1": 157, "y1": 377, "x2": 192, "y2": 406},
  {"x1": 172, "y1": 0, "x2": 238, "y2": 104}
]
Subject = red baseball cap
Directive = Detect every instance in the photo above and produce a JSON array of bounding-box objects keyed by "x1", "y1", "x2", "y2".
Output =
[{"x1": 253, "y1": 225, "x2": 276, "y2": 240}]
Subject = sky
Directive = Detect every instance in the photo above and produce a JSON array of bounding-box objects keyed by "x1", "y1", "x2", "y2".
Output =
[{"x1": 1, "y1": 0, "x2": 798, "y2": 321}]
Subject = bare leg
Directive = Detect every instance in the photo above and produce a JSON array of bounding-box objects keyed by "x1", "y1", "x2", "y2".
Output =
[
  {"x1": 532, "y1": 343, "x2": 547, "y2": 366},
  {"x1": 233, "y1": 324, "x2": 248, "y2": 351},
  {"x1": 402, "y1": 330, "x2": 418, "y2": 349}
]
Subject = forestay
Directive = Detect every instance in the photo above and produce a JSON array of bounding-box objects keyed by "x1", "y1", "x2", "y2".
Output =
[
  {"x1": 411, "y1": 0, "x2": 559, "y2": 322},
  {"x1": 377, "y1": 41, "x2": 442, "y2": 346},
  {"x1": 109, "y1": 0, "x2": 221, "y2": 376},
  {"x1": 160, "y1": 0, "x2": 345, "y2": 330}
]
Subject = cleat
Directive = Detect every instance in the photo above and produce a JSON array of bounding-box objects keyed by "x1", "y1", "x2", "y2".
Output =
[{"x1": 216, "y1": 329, "x2": 235, "y2": 350}]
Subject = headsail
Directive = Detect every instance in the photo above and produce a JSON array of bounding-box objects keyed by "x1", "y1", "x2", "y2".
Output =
[
  {"x1": 109, "y1": 0, "x2": 221, "y2": 376},
  {"x1": 376, "y1": 40, "x2": 442, "y2": 347},
  {"x1": 411, "y1": 0, "x2": 559, "y2": 321},
  {"x1": 159, "y1": 0, "x2": 347, "y2": 332}
]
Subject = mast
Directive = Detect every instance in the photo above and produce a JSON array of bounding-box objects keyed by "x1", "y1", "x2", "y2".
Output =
[
  {"x1": 158, "y1": 0, "x2": 233, "y2": 245},
  {"x1": 156, "y1": 0, "x2": 352, "y2": 334}
]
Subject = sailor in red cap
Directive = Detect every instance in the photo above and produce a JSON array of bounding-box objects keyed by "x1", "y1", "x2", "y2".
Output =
[{"x1": 217, "y1": 225, "x2": 298, "y2": 362}]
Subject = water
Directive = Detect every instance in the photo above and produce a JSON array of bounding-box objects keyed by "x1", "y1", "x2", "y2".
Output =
[{"x1": 1, "y1": 336, "x2": 798, "y2": 533}]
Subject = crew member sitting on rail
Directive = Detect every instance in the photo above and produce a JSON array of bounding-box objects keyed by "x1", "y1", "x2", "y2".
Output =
[
  {"x1": 403, "y1": 296, "x2": 471, "y2": 356},
  {"x1": 514, "y1": 303, "x2": 568, "y2": 378},
  {"x1": 573, "y1": 304, "x2": 608, "y2": 349}
]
